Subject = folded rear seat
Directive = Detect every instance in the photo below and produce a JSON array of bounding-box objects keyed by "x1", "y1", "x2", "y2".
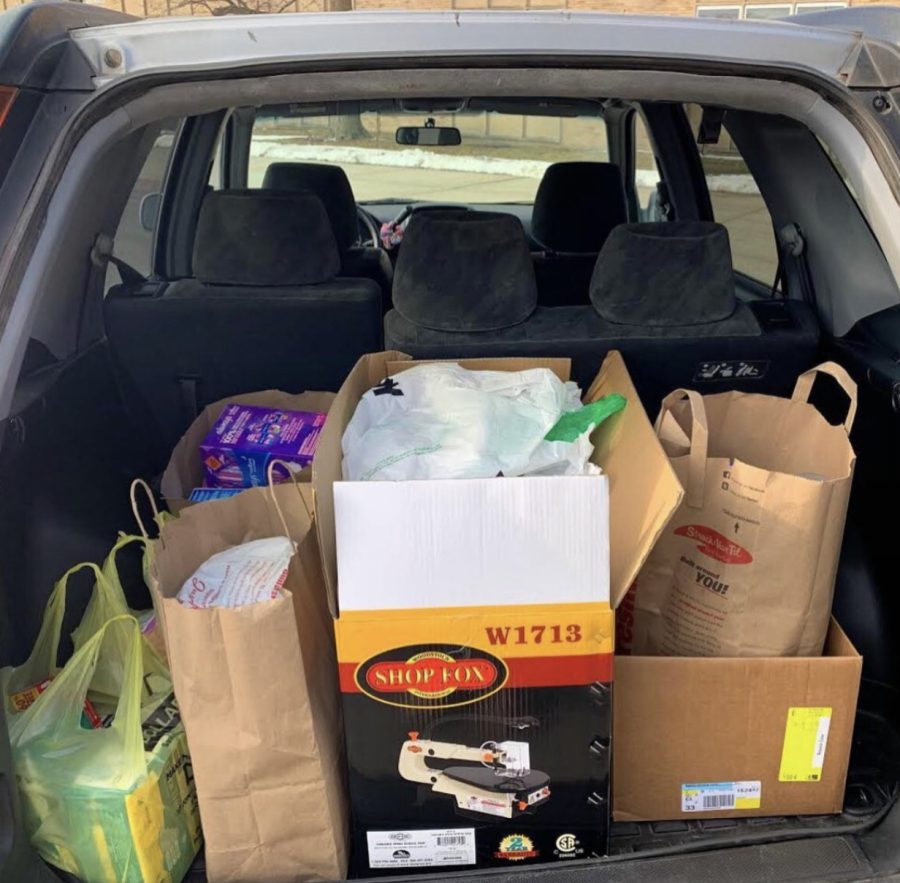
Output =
[
  {"x1": 384, "y1": 213, "x2": 820, "y2": 408},
  {"x1": 104, "y1": 189, "x2": 383, "y2": 457}
]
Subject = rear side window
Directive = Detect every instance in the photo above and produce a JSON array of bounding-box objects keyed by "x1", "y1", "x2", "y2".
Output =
[
  {"x1": 685, "y1": 104, "x2": 779, "y2": 285},
  {"x1": 634, "y1": 111, "x2": 664, "y2": 221},
  {"x1": 109, "y1": 121, "x2": 180, "y2": 282}
]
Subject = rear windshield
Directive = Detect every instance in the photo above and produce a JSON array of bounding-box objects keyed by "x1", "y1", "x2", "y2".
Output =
[{"x1": 249, "y1": 106, "x2": 609, "y2": 205}]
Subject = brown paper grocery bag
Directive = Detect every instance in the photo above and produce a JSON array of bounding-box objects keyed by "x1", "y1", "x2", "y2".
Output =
[
  {"x1": 161, "y1": 389, "x2": 336, "y2": 512},
  {"x1": 627, "y1": 362, "x2": 857, "y2": 658},
  {"x1": 140, "y1": 475, "x2": 348, "y2": 882}
]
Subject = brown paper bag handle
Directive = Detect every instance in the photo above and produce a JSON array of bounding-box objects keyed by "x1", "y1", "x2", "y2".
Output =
[
  {"x1": 790, "y1": 361, "x2": 858, "y2": 433},
  {"x1": 657, "y1": 389, "x2": 709, "y2": 510},
  {"x1": 266, "y1": 460, "x2": 314, "y2": 547},
  {"x1": 130, "y1": 478, "x2": 164, "y2": 546}
]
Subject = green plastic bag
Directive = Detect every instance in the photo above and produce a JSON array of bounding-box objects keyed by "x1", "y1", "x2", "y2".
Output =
[
  {"x1": 5, "y1": 561, "x2": 124, "y2": 714},
  {"x1": 80, "y1": 533, "x2": 169, "y2": 675},
  {"x1": 5, "y1": 538, "x2": 166, "y2": 716},
  {"x1": 10, "y1": 615, "x2": 201, "y2": 883}
]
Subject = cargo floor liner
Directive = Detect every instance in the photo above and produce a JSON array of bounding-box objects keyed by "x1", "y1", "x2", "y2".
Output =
[{"x1": 109, "y1": 704, "x2": 896, "y2": 883}]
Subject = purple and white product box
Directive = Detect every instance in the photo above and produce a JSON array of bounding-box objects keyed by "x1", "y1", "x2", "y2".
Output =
[{"x1": 200, "y1": 404, "x2": 326, "y2": 488}]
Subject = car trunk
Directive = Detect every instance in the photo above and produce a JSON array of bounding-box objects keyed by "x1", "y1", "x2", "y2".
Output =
[
  {"x1": 1, "y1": 322, "x2": 899, "y2": 882},
  {"x1": 3, "y1": 7, "x2": 900, "y2": 882}
]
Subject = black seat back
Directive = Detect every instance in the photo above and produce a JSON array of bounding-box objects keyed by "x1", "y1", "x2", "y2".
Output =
[
  {"x1": 263, "y1": 161, "x2": 392, "y2": 303},
  {"x1": 531, "y1": 161, "x2": 629, "y2": 307},
  {"x1": 391, "y1": 209, "x2": 538, "y2": 333},
  {"x1": 385, "y1": 217, "x2": 819, "y2": 407},
  {"x1": 105, "y1": 189, "x2": 382, "y2": 459}
]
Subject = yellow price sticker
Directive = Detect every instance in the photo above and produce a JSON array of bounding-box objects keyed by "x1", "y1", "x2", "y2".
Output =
[{"x1": 779, "y1": 707, "x2": 832, "y2": 783}]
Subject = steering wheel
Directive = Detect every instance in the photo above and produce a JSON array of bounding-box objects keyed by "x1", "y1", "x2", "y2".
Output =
[
  {"x1": 379, "y1": 203, "x2": 471, "y2": 250},
  {"x1": 356, "y1": 206, "x2": 381, "y2": 248}
]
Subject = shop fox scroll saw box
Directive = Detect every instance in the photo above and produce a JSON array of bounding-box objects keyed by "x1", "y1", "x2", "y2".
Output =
[{"x1": 311, "y1": 351, "x2": 683, "y2": 876}]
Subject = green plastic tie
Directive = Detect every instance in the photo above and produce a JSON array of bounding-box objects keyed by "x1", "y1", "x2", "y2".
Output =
[{"x1": 544, "y1": 394, "x2": 627, "y2": 442}]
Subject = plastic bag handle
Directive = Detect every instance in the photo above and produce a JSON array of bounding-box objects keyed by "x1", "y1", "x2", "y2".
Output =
[
  {"x1": 791, "y1": 361, "x2": 858, "y2": 433},
  {"x1": 266, "y1": 459, "x2": 314, "y2": 549},
  {"x1": 18, "y1": 562, "x2": 116, "y2": 687},
  {"x1": 130, "y1": 478, "x2": 164, "y2": 545},
  {"x1": 656, "y1": 389, "x2": 709, "y2": 510},
  {"x1": 12, "y1": 614, "x2": 146, "y2": 778},
  {"x1": 107, "y1": 532, "x2": 147, "y2": 567},
  {"x1": 100, "y1": 533, "x2": 169, "y2": 675}
]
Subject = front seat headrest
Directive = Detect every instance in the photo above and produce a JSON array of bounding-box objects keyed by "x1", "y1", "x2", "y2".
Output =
[
  {"x1": 590, "y1": 221, "x2": 737, "y2": 326},
  {"x1": 393, "y1": 211, "x2": 538, "y2": 333},
  {"x1": 531, "y1": 162, "x2": 628, "y2": 254},
  {"x1": 193, "y1": 189, "x2": 340, "y2": 287},
  {"x1": 262, "y1": 162, "x2": 358, "y2": 253}
]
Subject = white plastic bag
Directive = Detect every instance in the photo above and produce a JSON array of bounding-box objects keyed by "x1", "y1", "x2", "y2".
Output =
[
  {"x1": 342, "y1": 362, "x2": 600, "y2": 481},
  {"x1": 176, "y1": 536, "x2": 294, "y2": 609}
]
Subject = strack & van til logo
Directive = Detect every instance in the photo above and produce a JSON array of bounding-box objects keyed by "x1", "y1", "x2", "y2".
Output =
[
  {"x1": 674, "y1": 524, "x2": 752, "y2": 565},
  {"x1": 495, "y1": 834, "x2": 539, "y2": 861},
  {"x1": 355, "y1": 644, "x2": 508, "y2": 709}
]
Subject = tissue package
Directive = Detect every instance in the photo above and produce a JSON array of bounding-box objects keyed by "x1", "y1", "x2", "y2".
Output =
[{"x1": 200, "y1": 404, "x2": 326, "y2": 488}]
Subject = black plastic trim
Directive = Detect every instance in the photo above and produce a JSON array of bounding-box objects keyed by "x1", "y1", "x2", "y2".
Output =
[{"x1": 0, "y1": 2, "x2": 135, "y2": 91}]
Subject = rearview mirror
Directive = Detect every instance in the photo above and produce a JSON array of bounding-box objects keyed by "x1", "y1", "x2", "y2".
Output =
[
  {"x1": 395, "y1": 126, "x2": 462, "y2": 147},
  {"x1": 139, "y1": 192, "x2": 162, "y2": 232}
]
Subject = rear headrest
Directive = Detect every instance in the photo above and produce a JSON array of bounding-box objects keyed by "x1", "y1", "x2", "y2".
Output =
[
  {"x1": 531, "y1": 162, "x2": 628, "y2": 254},
  {"x1": 590, "y1": 221, "x2": 736, "y2": 326},
  {"x1": 393, "y1": 211, "x2": 538, "y2": 332},
  {"x1": 193, "y1": 190, "x2": 340, "y2": 287},
  {"x1": 262, "y1": 162, "x2": 358, "y2": 253}
]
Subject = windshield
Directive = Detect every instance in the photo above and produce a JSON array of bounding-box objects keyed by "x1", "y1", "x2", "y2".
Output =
[{"x1": 248, "y1": 107, "x2": 609, "y2": 204}]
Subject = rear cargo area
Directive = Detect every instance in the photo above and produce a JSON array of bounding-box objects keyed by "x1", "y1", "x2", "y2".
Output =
[
  {"x1": 2, "y1": 39, "x2": 900, "y2": 880},
  {"x1": 2, "y1": 332, "x2": 898, "y2": 881}
]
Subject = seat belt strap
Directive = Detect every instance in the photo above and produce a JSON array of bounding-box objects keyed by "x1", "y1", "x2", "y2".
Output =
[
  {"x1": 776, "y1": 224, "x2": 815, "y2": 306},
  {"x1": 90, "y1": 233, "x2": 147, "y2": 289}
]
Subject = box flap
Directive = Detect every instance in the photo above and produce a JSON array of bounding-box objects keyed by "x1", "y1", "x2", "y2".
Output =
[
  {"x1": 313, "y1": 352, "x2": 410, "y2": 616},
  {"x1": 585, "y1": 351, "x2": 684, "y2": 607},
  {"x1": 823, "y1": 618, "x2": 862, "y2": 659}
]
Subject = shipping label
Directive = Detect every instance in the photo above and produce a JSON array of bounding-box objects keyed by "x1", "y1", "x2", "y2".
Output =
[
  {"x1": 366, "y1": 828, "x2": 476, "y2": 869},
  {"x1": 779, "y1": 707, "x2": 832, "y2": 782},
  {"x1": 681, "y1": 781, "x2": 761, "y2": 812}
]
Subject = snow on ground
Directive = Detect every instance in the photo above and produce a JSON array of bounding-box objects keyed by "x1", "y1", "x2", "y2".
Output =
[{"x1": 251, "y1": 136, "x2": 759, "y2": 195}]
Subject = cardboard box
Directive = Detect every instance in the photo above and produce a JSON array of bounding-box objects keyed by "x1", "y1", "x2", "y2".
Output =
[
  {"x1": 613, "y1": 618, "x2": 862, "y2": 821},
  {"x1": 312, "y1": 351, "x2": 683, "y2": 875}
]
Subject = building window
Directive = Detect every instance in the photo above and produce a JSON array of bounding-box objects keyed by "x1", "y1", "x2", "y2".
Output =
[
  {"x1": 697, "y1": 2, "x2": 847, "y2": 18},
  {"x1": 794, "y1": 2, "x2": 847, "y2": 12},
  {"x1": 697, "y1": 5, "x2": 741, "y2": 17},
  {"x1": 744, "y1": 4, "x2": 792, "y2": 19}
]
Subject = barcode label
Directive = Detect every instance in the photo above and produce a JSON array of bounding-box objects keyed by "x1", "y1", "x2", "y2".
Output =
[
  {"x1": 682, "y1": 781, "x2": 761, "y2": 813},
  {"x1": 367, "y1": 829, "x2": 476, "y2": 868}
]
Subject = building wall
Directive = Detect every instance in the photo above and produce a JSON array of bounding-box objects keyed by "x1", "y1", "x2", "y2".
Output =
[{"x1": 0, "y1": 0, "x2": 889, "y2": 17}]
